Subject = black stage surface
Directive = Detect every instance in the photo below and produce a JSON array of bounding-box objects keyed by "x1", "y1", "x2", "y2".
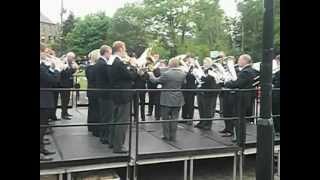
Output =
[{"x1": 40, "y1": 107, "x2": 280, "y2": 170}]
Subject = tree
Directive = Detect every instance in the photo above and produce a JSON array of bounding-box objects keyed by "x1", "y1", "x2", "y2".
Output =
[
  {"x1": 236, "y1": 0, "x2": 280, "y2": 61},
  {"x1": 109, "y1": 3, "x2": 151, "y2": 57},
  {"x1": 62, "y1": 12, "x2": 77, "y2": 37},
  {"x1": 65, "y1": 12, "x2": 112, "y2": 57}
]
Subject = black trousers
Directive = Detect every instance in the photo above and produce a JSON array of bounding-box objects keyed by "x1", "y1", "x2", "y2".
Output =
[
  {"x1": 87, "y1": 96, "x2": 100, "y2": 134},
  {"x1": 272, "y1": 96, "x2": 280, "y2": 133},
  {"x1": 245, "y1": 96, "x2": 255, "y2": 123},
  {"x1": 49, "y1": 92, "x2": 59, "y2": 119},
  {"x1": 61, "y1": 90, "x2": 71, "y2": 116},
  {"x1": 40, "y1": 109, "x2": 50, "y2": 151},
  {"x1": 182, "y1": 92, "x2": 195, "y2": 119},
  {"x1": 98, "y1": 98, "x2": 114, "y2": 143},
  {"x1": 197, "y1": 94, "x2": 217, "y2": 129},
  {"x1": 148, "y1": 92, "x2": 161, "y2": 120},
  {"x1": 110, "y1": 102, "x2": 130, "y2": 151},
  {"x1": 222, "y1": 92, "x2": 237, "y2": 133},
  {"x1": 133, "y1": 92, "x2": 146, "y2": 121}
]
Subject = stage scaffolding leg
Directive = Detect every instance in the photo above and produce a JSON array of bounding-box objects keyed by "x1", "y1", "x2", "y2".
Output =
[
  {"x1": 67, "y1": 172, "x2": 72, "y2": 180},
  {"x1": 126, "y1": 165, "x2": 130, "y2": 180},
  {"x1": 58, "y1": 174, "x2": 63, "y2": 180},
  {"x1": 233, "y1": 152, "x2": 237, "y2": 180},
  {"x1": 190, "y1": 159, "x2": 194, "y2": 180},
  {"x1": 239, "y1": 151, "x2": 243, "y2": 180},
  {"x1": 184, "y1": 160, "x2": 188, "y2": 180},
  {"x1": 278, "y1": 150, "x2": 280, "y2": 177}
]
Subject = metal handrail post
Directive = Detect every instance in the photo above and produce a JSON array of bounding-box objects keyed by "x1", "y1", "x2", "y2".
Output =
[{"x1": 134, "y1": 91, "x2": 140, "y2": 180}]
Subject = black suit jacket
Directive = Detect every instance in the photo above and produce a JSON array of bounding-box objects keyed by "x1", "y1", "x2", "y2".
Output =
[
  {"x1": 199, "y1": 68, "x2": 220, "y2": 97},
  {"x1": 60, "y1": 64, "x2": 76, "y2": 88},
  {"x1": 110, "y1": 57, "x2": 137, "y2": 105},
  {"x1": 225, "y1": 65, "x2": 256, "y2": 110},
  {"x1": 85, "y1": 64, "x2": 97, "y2": 97},
  {"x1": 40, "y1": 63, "x2": 59, "y2": 109},
  {"x1": 94, "y1": 58, "x2": 113, "y2": 99},
  {"x1": 272, "y1": 70, "x2": 280, "y2": 99},
  {"x1": 182, "y1": 67, "x2": 197, "y2": 90}
]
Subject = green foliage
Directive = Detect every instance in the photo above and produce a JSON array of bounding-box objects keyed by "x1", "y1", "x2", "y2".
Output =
[
  {"x1": 59, "y1": 0, "x2": 280, "y2": 60},
  {"x1": 236, "y1": 0, "x2": 280, "y2": 61},
  {"x1": 109, "y1": 3, "x2": 151, "y2": 56},
  {"x1": 65, "y1": 12, "x2": 111, "y2": 57}
]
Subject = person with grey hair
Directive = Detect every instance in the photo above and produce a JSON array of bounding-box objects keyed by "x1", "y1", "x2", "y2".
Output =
[
  {"x1": 223, "y1": 54, "x2": 256, "y2": 140},
  {"x1": 148, "y1": 57, "x2": 187, "y2": 141},
  {"x1": 59, "y1": 52, "x2": 79, "y2": 120}
]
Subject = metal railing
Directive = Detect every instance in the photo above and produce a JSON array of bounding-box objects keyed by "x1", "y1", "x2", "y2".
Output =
[{"x1": 40, "y1": 87, "x2": 280, "y2": 180}]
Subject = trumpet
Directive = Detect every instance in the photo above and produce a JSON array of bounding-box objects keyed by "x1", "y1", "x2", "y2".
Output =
[{"x1": 40, "y1": 52, "x2": 68, "y2": 72}]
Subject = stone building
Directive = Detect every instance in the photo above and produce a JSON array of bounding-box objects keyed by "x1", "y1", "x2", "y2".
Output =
[{"x1": 40, "y1": 12, "x2": 59, "y2": 43}]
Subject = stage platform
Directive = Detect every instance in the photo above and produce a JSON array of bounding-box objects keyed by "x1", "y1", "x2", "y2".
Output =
[{"x1": 40, "y1": 107, "x2": 280, "y2": 176}]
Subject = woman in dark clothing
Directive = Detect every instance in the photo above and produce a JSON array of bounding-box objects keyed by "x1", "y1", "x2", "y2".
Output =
[{"x1": 85, "y1": 50, "x2": 100, "y2": 137}]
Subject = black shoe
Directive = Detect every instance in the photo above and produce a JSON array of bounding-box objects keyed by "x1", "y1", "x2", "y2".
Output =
[
  {"x1": 161, "y1": 136, "x2": 169, "y2": 140},
  {"x1": 219, "y1": 129, "x2": 229, "y2": 134},
  {"x1": 113, "y1": 148, "x2": 128, "y2": 154},
  {"x1": 61, "y1": 116, "x2": 71, "y2": 120},
  {"x1": 100, "y1": 139, "x2": 109, "y2": 144},
  {"x1": 222, "y1": 132, "x2": 233, "y2": 137},
  {"x1": 195, "y1": 123, "x2": 203, "y2": 128},
  {"x1": 40, "y1": 148, "x2": 56, "y2": 155},
  {"x1": 109, "y1": 144, "x2": 113, "y2": 148},
  {"x1": 66, "y1": 113, "x2": 72, "y2": 117},
  {"x1": 40, "y1": 154, "x2": 53, "y2": 161}
]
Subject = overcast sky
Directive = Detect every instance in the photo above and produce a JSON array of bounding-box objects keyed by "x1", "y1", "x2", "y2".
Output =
[{"x1": 40, "y1": 0, "x2": 239, "y2": 24}]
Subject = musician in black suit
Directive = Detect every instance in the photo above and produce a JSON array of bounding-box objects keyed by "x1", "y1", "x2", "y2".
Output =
[
  {"x1": 94, "y1": 45, "x2": 113, "y2": 144},
  {"x1": 49, "y1": 67, "x2": 60, "y2": 121},
  {"x1": 195, "y1": 58, "x2": 220, "y2": 130},
  {"x1": 219, "y1": 57, "x2": 238, "y2": 136},
  {"x1": 40, "y1": 59, "x2": 59, "y2": 161},
  {"x1": 110, "y1": 41, "x2": 137, "y2": 153},
  {"x1": 224, "y1": 54, "x2": 256, "y2": 140},
  {"x1": 272, "y1": 55, "x2": 280, "y2": 135},
  {"x1": 85, "y1": 51, "x2": 100, "y2": 137},
  {"x1": 146, "y1": 58, "x2": 161, "y2": 120},
  {"x1": 133, "y1": 69, "x2": 148, "y2": 121},
  {"x1": 181, "y1": 56, "x2": 196, "y2": 124},
  {"x1": 60, "y1": 52, "x2": 78, "y2": 120}
]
